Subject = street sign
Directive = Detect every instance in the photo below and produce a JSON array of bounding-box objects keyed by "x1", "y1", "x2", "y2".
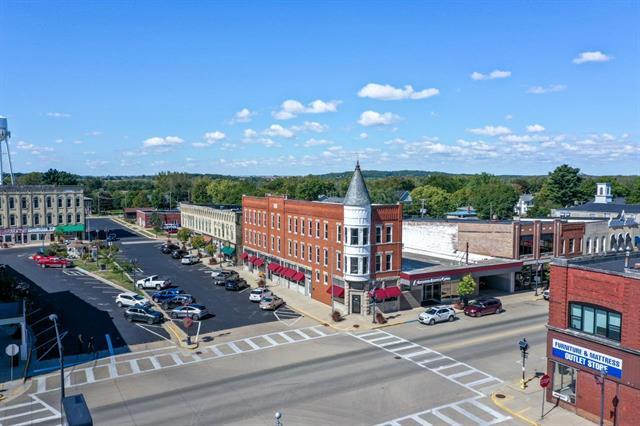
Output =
[
  {"x1": 5, "y1": 343, "x2": 19, "y2": 357},
  {"x1": 183, "y1": 317, "x2": 193, "y2": 328},
  {"x1": 539, "y1": 374, "x2": 551, "y2": 388},
  {"x1": 519, "y1": 338, "x2": 529, "y2": 352}
]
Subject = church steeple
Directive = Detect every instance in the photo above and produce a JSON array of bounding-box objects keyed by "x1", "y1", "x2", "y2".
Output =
[{"x1": 343, "y1": 162, "x2": 371, "y2": 207}]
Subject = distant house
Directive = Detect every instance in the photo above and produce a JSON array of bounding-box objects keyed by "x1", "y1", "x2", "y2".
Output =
[
  {"x1": 123, "y1": 207, "x2": 153, "y2": 221},
  {"x1": 514, "y1": 194, "x2": 534, "y2": 216},
  {"x1": 446, "y1": 206, "x2": 478, "y2": 220},
  {"x1": 551, "y1": 183, "x2": 640, "y2": 221},
  {"x1": 394, "y1": 190, "x2": 413, "y2": 204}
]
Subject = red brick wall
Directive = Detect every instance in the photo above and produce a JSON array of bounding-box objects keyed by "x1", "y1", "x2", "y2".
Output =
[{"x1": 371, "y1": 204, "x2": 403, "y2": 280}]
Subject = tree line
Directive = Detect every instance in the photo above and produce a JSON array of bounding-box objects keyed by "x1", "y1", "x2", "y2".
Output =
[{"x1": 11, "y1": 166, "x2": 640, "y2": 220}]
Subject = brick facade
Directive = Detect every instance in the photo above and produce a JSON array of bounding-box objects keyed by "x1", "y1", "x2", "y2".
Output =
[{"x1": 547, "y1": 255, "x2": 640, "y2": 425}]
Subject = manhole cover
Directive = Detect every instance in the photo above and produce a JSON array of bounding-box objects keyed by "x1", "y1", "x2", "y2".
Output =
[
  {"x1": 495, "y1": 394, "x2": 506, "y2": 399},
  {"x1": 353, "y1": 324, "x2": 360, "y2": 328},
  {"x1": 394, "y1": 356, "x2": 401, "y2": 360},
  {"x1": 323, "y1": 323, "x2": 330, "y2": 327},
  {"x1": 195, "y1": 351, "x2": 202, "y2": 355}
]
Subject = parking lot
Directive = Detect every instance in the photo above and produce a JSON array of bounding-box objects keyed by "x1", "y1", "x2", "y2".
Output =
[
  {"x1": 0, "y1": 248, "x2": 171, "y2": 360},
  {"x1": 89, "y1": 218, "x2": 290, "y2": 335}
]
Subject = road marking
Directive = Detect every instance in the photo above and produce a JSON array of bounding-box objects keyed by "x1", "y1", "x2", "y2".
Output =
[
  {"x1": 130, "y1": 360, "x2": 141, "y2": 374},
  {"x1": 310, "y1": 326, "x2": 327, "y2": 336},
  {"x1": 466, "y1": 377, "x2": 498, "y2": 388},
  {"x1": 353, "y1": 330, "x2": 381, "y2": 338},
  {"x1": 403, "y1": 350, "x2": 433, "y2": 359},
  {"x1": 430, "y1": 409, "x2": 458, "y2": 425},
  {"x1": 136, "y1": 324, "x2": 172, "y2": 342},
  {"x1": 170, "y1": 353, "x2": 184, "y2": 365},
  {"x1": 0, "y1": 408, "x2": 49, "y2": 422},
  {"x1": 433, "y1": 362, "x2": 462, "y2": 372},
  {"x1": 292, "y1": 329, "x2": 311, "y2": 339},
  {"x1": 388, "y1": 343, "x2": 419, "y2": 352},
  {"x1": 262, "y1": 335, "x2": 279, "y2": 346},
  {"x1": 0, "y1": 401, "x2": 37, "y2": 412},
  {"x1": 210, "y1": 346, "x2": 225, "y2": 357},
  {"x1": 85, "y1": 368, "x2": 95, "y2": 383},
  {"x1": 377, "y1": 339, "x2": 407, "y2": 347},
  {"x1": 149, "y1": 357, "x2": 161, "y2": 369},
  {"x1": 244, "y1": 339, "x2": 260, "y2": 350},
  {"x1": 227, "y1": 342, "x2": 242, "y2": 353},
  {"x1": 278, "y1": 332, "x2": 296, "y2": 343},
  {"x1": 36, "y1": 377, "x2": 46, "y2": 393},
  {"x1": 448, "y1": 369, "x2": 477, "y2": 379}
]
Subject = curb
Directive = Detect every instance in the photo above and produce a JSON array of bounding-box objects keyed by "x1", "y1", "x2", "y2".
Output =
[
  {"x1": 110, "y1": 217, "x2": 159, "y2": 240},
  {"x1": 491, "y1": 392, "x2": 540, "y2": 426},
  {"x1": 0, "y1": 381, "x2": 31, "y2": 405}
]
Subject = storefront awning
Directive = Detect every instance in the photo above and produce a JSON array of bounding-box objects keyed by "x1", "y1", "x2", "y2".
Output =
[
  {"x1": 56, "y1": 224, "x2": 85, "y2": 233},
  {"x1": 384, "y1": 286, "x2": 402, "y2": 298},
  {"x1": 267, "y1": 263, "x2": 280, "y2": 272},
  {"x1": 370, "y1": 286, "x2": 401, "y2": 300},
  {"x1": 283, "y1": 268, "x2": 296, "y2": 279},
  {"x1": 240, "y1": 252, "x2": 249, "y2": 260},
  {"x1": 291, "y1": 271, "x2": 305, "y2": 282},
  {"x1": 254, "y1": 258, "x2": 265, "y2": 267},
  {"x1": 327, "y1": 286, "x2": 345, "y2": 298},
  {"x1": 248, "y1": 255, "x2": 256, "y2": 263},
  {"x1": 273, "y1": 265, "x2": 284, "y2": 275},
  {"x1": 371, "y1": 288, "x2": 387, "y2": 300},
  {"x1": 221, "y1": 246, "x2": 235, "y2": 256}
]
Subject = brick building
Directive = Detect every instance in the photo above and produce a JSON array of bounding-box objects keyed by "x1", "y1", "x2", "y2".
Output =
[
  {"x1": 547, "y1": 253, "x2": 640, "y2": 425},
  {"x1": 135, "y1": 209, "x2": 181, "y2": 228},
  {"x1": 241, "y1": 163, "x2": 403, "y2": 316}
]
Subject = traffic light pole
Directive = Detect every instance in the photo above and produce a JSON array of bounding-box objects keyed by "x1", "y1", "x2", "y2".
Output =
[{"x1": 519, "y1": 338, "x2": 529, "y2": 390}]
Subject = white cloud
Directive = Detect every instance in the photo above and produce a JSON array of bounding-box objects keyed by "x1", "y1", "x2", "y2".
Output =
[
  {"x1": 304, "y1": 138, "x2": 332, "y2": 147},
  {"x1": 573, "y1": 51, "x2": 613, "y2": 64},
  {"x1": 526, "y1": 124, "x2": 545, "y2": 133},
  {"x1": 46, "y1": 112, "x2": 71, "y2": 118},
  {"x1": 358, "y1": 110, "x2": 400, "y2": 127},
  {"x1": 467, "y1": 125, "x2": 511, "y2": 136},
  {"x1": 142, "y1": 136, "x2": 184, "y2": 149},
  {"x1": 16, "y1": 141, "x2": 35, "y2": 150},
  {"x1": 470, "y1": 70, "x2": 511, "y2": 81},
  {"x1": 72, "y1": 140, "x2": 84, "y2": 145},
  {"x1": 192, "y1": 142, "x2": 209, "y2": 148},
  {"x1": 55, "y1": 138, "x2": 64, "y2": 144},
  {"x1": 384, "y1": 138, "x2": 407, "y2": 145},
  {"x1": 264, "y1": 124, "x2": 295, "y2": 138},
  {"x1": 527, "y1": 84, "x2": 567, "y2": 94},
  {"x1": 359, "y1": 132, "x2": 369, "y2": 139},
  {"x1": 203, "y1": 131, "x2": 226, "y2": 143},
  {"x1": 273, "y1": 99, "x2": 340, "y2": 120},
  {"x1": 291, "y1": 121, "x2": 328, "y2": 133},
  {"x1": 151, "y1": 160, "x2": 167, "y2": 167},
  {"x1": 504, "y1": 114, "x2": 513, "y2": 120},
  {"x1": 243, "y1": 129, "x2": 258, "y2": 138},
  {"x1": 500, "y1": 134, "x2": 550, "y2": 143},
  {"x1": 85, "y1": 159, "x2": 108, "y2": 169},
  {"x1": 231, "y1": 108, "x2": 256, "y2": 123},
  {"x1": 357, "y1": 83, "x2": 439, "y2": 100}
]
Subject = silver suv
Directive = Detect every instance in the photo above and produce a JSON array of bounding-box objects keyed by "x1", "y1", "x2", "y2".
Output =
[{"x1": 418, "y1": 305, "x2": 456, "y2": 325}]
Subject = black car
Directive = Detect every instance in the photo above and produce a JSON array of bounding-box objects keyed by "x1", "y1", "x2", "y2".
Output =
[
  {"x1": 213, "y1": 271, "x2": 239, "y2": 285},
  {"x1": 124, "y1": 306, "x2": 163, "y2": 324},
  {"x1": 106, "y1": 233, "x2": 118, "y2": 242},
  {"x1": 225, "y1": 279, "x2": 248, "y2": 291},
  {"x1": 161, "y1": 294, "x2": 196, "y2": 310},
  {"x1": 161, "y1": 244, "x2": 179, "y2": 254},
  {"x1": 171, "y1": 249, "x2": 188, "y2": 259}
]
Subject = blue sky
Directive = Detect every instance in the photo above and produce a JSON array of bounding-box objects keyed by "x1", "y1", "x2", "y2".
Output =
[{"x1": 3, "y1": 1, "x2": 639, "y2": 176}]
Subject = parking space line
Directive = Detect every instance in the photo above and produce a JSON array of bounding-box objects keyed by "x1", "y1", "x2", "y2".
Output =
[{"x1": 244, "y1": 339, "x2": 260, "y2": 350}]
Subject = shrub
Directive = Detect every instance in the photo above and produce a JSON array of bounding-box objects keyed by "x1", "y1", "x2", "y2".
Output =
[{"x1": 332, "y1": 310, "x2": 343, "y2": 322}]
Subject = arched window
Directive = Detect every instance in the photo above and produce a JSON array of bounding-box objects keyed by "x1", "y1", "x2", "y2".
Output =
[
  {"x1": 586, "y1": 238, "x2": 591, "y2": 254},
  {"x1": 610, "y1": 235, "x2": 617, "y2": 251},
  {"x1": 601, "y1": 236, "x2": 606, "y2": 253},
  {"x1": 617, "y1": 234, "x2": 624, "y2": 251}
]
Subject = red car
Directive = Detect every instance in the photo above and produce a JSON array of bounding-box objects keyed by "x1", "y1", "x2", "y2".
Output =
[
  {"x1": 32, "y1": 253, "x2": 48, "y2": 262},
  {"x1": 36, "y1": 256, "x2": 73, "y2": 269},
  {"x1": 463, "y1": 297, "x2": 503, "y2": 317}
]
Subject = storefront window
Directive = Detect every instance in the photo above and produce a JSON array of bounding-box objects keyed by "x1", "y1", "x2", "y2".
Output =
[
  {"x1": 540, "y1": 234, "x2": 553, "y2": 254},
  {"x1": 519, "y1": 235, "x2": 534, "y2": 256},
  {"x1": 569, "y1": 303, "x2": 621, "y2": 342},
  {"x1": 552, "y1": 362, "x2": 576, "y2": 404}
]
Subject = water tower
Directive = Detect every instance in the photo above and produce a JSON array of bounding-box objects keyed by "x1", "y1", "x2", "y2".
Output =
[{"x1": 0, "y1": 116, "x2": 15, "y2": 185}]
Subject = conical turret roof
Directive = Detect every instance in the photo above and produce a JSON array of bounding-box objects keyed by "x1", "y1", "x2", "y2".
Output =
[{"x1": 343, "y1": 161, "x2": 371, "y2": 207}]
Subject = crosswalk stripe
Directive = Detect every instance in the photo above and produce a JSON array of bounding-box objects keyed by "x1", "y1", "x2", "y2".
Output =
[
  {"x1": 0, "y1": 401, "x2": 37, "y2": 412},
  {"x1": 377, "y1": 339, "x2": 407, "y2": 347},
  {"x1": 388, "y1": 344, "x2": 419, "y2": 352},
  {"x1": 448, "y1": 369, "x2": 477, "y2": 379},
  {"x1": 403, "y1": 350, "x2": 432, "y2": 359},
  {"x1": 108, "y1": 363, "x2": 117, "y2": 378},
  {"x1": 210, "y1": 346, "x2": 225, "y2": 356},
  {"x1": 263, "y1": 335, "x2": 279, "y2": 346},
  {"x1": 0, "y1": 407, "x2": 49, "y2": 421},
  {"x1": 433, "y1": 362, "x2": 462, "y2": 372},
  {"x1": 310, "y1": 326, "x2": 327, "y2": 336},
  {"x1": 149, "y1": 356, "x2": 161, "y2": 369},
  {"x1": 130, "y1": 360, "x2": 140, "y2": 374},
  {"x1": 37, "y1": 377, "x2": 46, "y2": 393},
  {"x1": 466, "y1": 376, "x2": 497, "y2": 387},
  {"x1": 278, "y1": 332, "x2": 296, "y2": 343},
  {"x1": 469, "y1": 399, "x2": 509, "y2": 419},
  {"x1": 244, "y1": 339, "x2": 260, "y2": 350},
  {"x1": 292, "y1": 329, "x2": 311, "y2": 339},
  {"x1": 355, "y1": 331, "x2": 384, "y2": 338},
  {"x1": 418, "y1": 356, "x2": 446, "y2": 365},
  {"x1": 410, "y1": 417, "x2": 432, "y2": 426},
  {"x1": 367, "y1": 335, "x2": 396, "y2": 343},
  {"x1": 430, "y1": 409, "x2": 459, "y2": 425},
  {"x1": 226, "y1": 342, "x2": 242, "y2": 353},
  {"x1": 191, "y1": 353, "x2": 202, "y2": 362},
  {"x1": 451, "y1": 404, "x2": 485, "y2": 424},
  {"x1": 85, "y1": 368, "x2": 95, "y2": 383},
  {"x1": 170, "y1": 353, "x2": 184, "y2": 365}
]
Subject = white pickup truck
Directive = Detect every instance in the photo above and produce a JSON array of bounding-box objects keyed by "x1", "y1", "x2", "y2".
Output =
[{"x1": 136, "y1": 275, "x2": 172, "y2": 290}]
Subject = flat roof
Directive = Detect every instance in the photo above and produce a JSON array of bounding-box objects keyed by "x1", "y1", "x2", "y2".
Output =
[
  {"x1": 179, "y1": 202, "x2": 241, "y2": 211},
  {"x1": 553, "y1": 252, "x2": 640, "y2": 278},
  {"x1": 400, "y1": 257, "x2": 523, "y2": 280}
]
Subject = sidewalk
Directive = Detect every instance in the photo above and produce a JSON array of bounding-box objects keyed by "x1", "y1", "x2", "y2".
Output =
[
  {"x1": 110, "y1": 216, "x2": 161, "y2": 240},
  {"x1": 491, "y1": 381, "x2": 594, "y2": 426}
]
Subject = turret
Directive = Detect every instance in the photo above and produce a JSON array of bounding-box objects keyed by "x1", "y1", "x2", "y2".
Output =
[{"x1": 343, "y1": 161, "x2": 372, "y2": 283}]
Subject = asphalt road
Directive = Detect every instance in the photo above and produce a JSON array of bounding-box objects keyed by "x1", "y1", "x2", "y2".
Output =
[
  {"x1": 88, "y1": 218, "x2": 279, "y2": 335},
  {"x1": 0, "y1": 247, "x2": 169, "y2": 359}
]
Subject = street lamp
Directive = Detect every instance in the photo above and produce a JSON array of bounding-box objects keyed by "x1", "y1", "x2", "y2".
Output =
[
  {"x1": 595, "y1": 369, "x2": 608, "y2": 426},
  {"x1": 49, "y1": 314, "x2": 65, "y2": 418},
  {"x1": 519, "y1": 338, "x2": 529, "y2": 389}
]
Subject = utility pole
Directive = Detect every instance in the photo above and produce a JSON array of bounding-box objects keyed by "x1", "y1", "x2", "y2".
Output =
[
  {"x1": 419, "y1": 199, "x2": 427, "y2": 218},
  {"x1": 519, "y1": 338, "x2": 529, "y2": 389},
  {"x1": 596, "y1": 369, "x2": 607, "y2": 426},
  {"x1": 49, "y1": 314, "x2": 65, "y2": 422}
]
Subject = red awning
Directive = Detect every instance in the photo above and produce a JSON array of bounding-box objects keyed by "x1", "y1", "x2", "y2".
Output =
[
  {"x1": 284, "y1": 268, "x2": 296, "y2": 279},
  {"x1": 254, "y1": 258, "x2": 265, "y2": 267},
  {"x1": 240, "y1": 252, "x2": 249, "y2": 260},
  {"x1": 384, "y1": 286, "x2": 402, "y2": 298},
  {"x1": 327, "y1": 286, "x2": 345, "y2": 298},
  {"x1": 267, "y1": 263, "x2": 280, "y2": 272},
  {"x1": 371, "y1": 288, "x2": 387, "y2": 300},
  {"x1": 247, "y1": 255, "x2": 256, "y2": 263},
  {"x1": 273, "y1": 265, "x2": 283, "y2": 275},
  {"x1": 292, "y1": 271, "x2": 305, "y2": 282}
]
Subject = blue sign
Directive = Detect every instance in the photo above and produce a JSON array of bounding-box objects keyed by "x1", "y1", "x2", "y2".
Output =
[{"x1": 552, "y1": 339, "x2": 622, "y2": 379}]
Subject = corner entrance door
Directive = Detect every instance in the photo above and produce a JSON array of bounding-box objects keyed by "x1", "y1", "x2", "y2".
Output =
[
  {"x1": 351, "y1": 294, "x2": 361, "y2": 314},
  {"x1": 422, "y1": 283, "x2": 442, "y2": 305}
]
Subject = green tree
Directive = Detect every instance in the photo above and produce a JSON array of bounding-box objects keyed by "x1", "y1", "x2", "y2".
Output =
[
  {"x1": 205, "y1": 243, "x2": 216, "y2": 257},
  {"x1": 17, "y1": 172, "x2": 44, "y2": 185},
  {"x1": 458, "y1": 274, "x2": 476, "y2": 305},
  {"x1": 191, "y1": 235, "x2": 205, "y2": 250},
  {"x1": 207, "y1": 179, "x2": 255, "y2": 204},
  {"x1": 176, "y1": 228, "x2": 191, "y2": 245},
  {"x1": 469, "y1": 181, "x2": 518, "y2": 219},
  {"x1": 295, "y1": 177, "x2": 335, "y2": 201},
  {"x1": 451, "y1": 187, "x2": 473, "y2": 208},
  {"x1": 130, "y1": 191, "x2": 150, "y2": 208},
  {"x1": 191, "y1": 177, "x2": 212, "y2": 204},
  {"x1": 410, "y1": 185, "x2": 454, "y2": 217},
  {"x1": 149, "y1": 212, "x2": 163, "y2": 235},
  {"x1": 42, "y1": 169, "x2": 79, "y2": 185},
  {"x1": 544, "y1": 164, "x2": 583, "y2": 207},
  {"x1": 626, "y1": 177, "x2": 640, "y2": 204}
]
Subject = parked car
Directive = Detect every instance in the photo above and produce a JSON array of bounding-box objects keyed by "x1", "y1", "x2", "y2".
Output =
[
  {"x1": 152, "y1": 288, "x2": 184, "y2": 303},
  {"x1": 106, "y1": 233, "x2": 118, "y2": 242},
  {"x1": 162, "y1": 294, "x2": 196, "y2": 310},
  {"x1": 249, "y1": 287, "x2": 271, "y2": 302},
  {"x1": 213, "y1": 270, "x2": 239, "y2": 285},
  {"x1": 36, "y1": 256, "x2": 73, "y2": 268},
  {"x1": 32, "y1": 253, "x2": 47, "y2": 262},
  {"x1": 225, "y1": 279, "x2": 248, "y2": 291},
  {"x1": 259, "y1": 295, "x2": 285, "y2": 310},
  {"x1": 418, "y1": 306, "x2": 456, "y2": 325},
  {"x1": 124, "y1": 306, "x2": 163, "y2": 324},
  {"x1": 210, "y1": 268, "x2": 230, "y2": 278},
  {"x1": 116, "y1": 292, "x2": 150, "y2": 308},
  {"x1": 543, "y1": 289, "x2": 550, "y2": 300},
  {"x1": 463, "y1": 297, "x2": 503, "y2": 317},
  {"x1": 170, "y1": 304, "x2": 209, "y2": 320},
  {"x1": 181, "y1": 254, "x2": 200, "y2": 265},
  {"x1": 161, "y1": 244, "x2": 179, "y2": 254},
  {"x1": 171, "y1": 249, "x2": 188, "y2": 259},
  {"x1": 136, "y1": 275, "x2": 171, "y2": 290}
]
